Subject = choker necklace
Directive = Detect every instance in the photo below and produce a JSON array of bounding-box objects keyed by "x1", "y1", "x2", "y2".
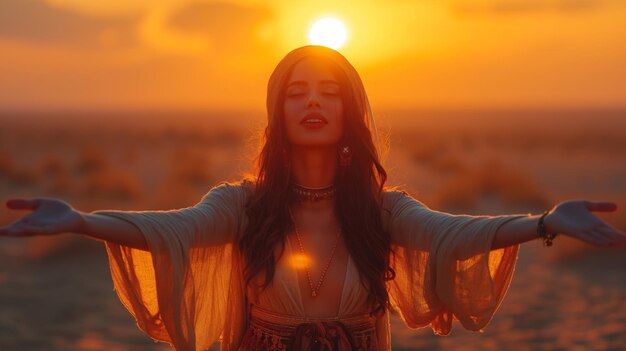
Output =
[{"x1": 291, "y1": 182, "x2": 336, "y2": 202}]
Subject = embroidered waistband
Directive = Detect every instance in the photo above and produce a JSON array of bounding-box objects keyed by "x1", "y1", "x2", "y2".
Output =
[
  {"x1": 240, "y1": 305, "x2": 379, "y2": 350},
  {"x1": 249, "y1": 304, "x2": 377, "y2": 329}
]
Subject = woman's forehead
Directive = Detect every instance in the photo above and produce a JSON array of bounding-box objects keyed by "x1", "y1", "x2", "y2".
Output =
[{"x1": 287, "y1": 58, "x2": 337, "y2": 83}]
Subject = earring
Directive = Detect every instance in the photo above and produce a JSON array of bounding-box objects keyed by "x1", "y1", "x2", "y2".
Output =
[{"x1": 339, "y1": 145, "x2": 352, "y2": 168}]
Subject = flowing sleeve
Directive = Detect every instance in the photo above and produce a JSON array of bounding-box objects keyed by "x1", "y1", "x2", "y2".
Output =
[
  {"x1": 93, "y1": 181, "x2": 249, "y2": 351},
  {"x1": 382, "y1": 189, "x2": 528, "y2": 335}
]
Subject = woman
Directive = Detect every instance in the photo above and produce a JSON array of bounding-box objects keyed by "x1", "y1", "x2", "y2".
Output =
[{"x1": 1, "y1": 45, "x2": 624, "y2": 351}]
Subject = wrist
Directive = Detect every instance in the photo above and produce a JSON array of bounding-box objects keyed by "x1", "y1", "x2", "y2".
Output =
[
  {"x1": 543, "y1": 211, "x2": 558, "y2": 236},
  {"x1": 74, "y1": 211, "x2": 90, "y2": 234},
  {"x1": 537, "y1": 210, "x2": 558, "y2": 246}
]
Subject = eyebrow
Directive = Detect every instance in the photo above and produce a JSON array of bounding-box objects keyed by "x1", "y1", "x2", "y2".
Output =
[{"x1": 287, "y1": 79, "x2": 339, "y2": 87}]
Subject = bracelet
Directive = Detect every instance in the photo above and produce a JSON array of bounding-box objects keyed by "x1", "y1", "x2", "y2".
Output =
[{"x1": 537, "y1": 210, "x2": 557, "y2": 246}]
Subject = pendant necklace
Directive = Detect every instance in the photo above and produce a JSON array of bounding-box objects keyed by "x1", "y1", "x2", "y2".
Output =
[{"x1": 288, "y1": 208, "x2": 341, "y2": 298}]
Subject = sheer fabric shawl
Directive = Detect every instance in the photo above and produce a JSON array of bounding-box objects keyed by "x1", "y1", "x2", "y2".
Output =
[
  {"x1": 95, "y1": 181, "x2": 527, "y2": 350},
  {"x1": 94, "y1": 181, "x2": 251, "y2": 351},
  {"x1": 382, "y1": 190, "x2": 527, "y2": 335}
]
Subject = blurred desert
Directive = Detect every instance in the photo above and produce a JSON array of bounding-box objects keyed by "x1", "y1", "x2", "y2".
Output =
[
  {"x1": 1, "y1": 109, "x2": 625, "y2": 350},
  {"x1": 1, "y1": 0, "x2": 626, "y2": 349}
]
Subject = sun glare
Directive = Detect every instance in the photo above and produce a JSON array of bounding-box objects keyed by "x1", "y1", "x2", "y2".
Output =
[
  {"x1": 289, "y1": 254, "x2": 311, "y2": 270},
  {"x1": 308, "y1": 17, "x2": 348, "y2": 50}
]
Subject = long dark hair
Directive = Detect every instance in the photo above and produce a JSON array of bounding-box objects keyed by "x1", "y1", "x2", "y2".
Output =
[{"x1": 238, "y1": 45, "x2": 395, "y2": 317}]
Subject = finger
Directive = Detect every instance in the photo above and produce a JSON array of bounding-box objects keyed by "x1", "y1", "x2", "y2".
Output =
[
  {"x1": 5, "y1": 198, "x2": 42, "y2": 211},
  {"x1": 590, "y1": 227, "x2": 625, "y2": 247},
  {"x1": 588, "y1": 228, "x2": 612, "y2": 247},
  {"x1": 595, "y1": 221, "x2": 626, "y2": 237},
  {"x1": 597, "y1": 226, "x2": 626, "y2": 245},
  {"x1": 0, "y1": 222, "x2": 39, "y2": 237},
  {"x1": 595, "y1": 224, "x2": 621, "y2": 237},
  {"x1": 0, "y1": 220, "x2": 25, "y2": 236},
  {"x1": 21, "y1": 224, "x2": 43, "y2": 236},
  {"x1": 584, "y1": 201, "x2": 617, "y2": 212},
  {"x1": 581, "y1": 229, "x2": 612, "y2": 246},
  {"x1": 574, "y1": 230, "x2": 598, "y2": 245}
]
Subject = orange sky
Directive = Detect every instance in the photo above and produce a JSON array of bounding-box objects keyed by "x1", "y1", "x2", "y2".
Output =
[{"x1": 0, "y1": 0, "x2": 625, "y2": 112}]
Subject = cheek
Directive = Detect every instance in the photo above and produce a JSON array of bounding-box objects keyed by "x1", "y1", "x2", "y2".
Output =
[{"x1": 283, "y1": 100, "x2": 300, "y2": 122}]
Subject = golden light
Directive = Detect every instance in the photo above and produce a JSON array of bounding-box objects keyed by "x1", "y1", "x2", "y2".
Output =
[
  {"x1": 308, "y1": 17, "x2": 348, "y2": 50},
  {"x1": 289, "y1": 254, "x2": 311, "y2": 270}
]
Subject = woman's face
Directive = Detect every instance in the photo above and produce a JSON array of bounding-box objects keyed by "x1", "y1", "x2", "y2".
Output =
[{"x1": 282, "y1": 58, "x2": 344, "y2": 147}]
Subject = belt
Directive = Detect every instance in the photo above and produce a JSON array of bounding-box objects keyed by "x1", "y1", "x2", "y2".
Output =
[{"x1": 240, "y1": 304, "x2": 379, "y2": 351}]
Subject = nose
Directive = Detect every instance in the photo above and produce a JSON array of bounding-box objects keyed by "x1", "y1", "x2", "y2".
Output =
[{"x1": 306, "y1": 91, "x2": 321, "y2": 108}]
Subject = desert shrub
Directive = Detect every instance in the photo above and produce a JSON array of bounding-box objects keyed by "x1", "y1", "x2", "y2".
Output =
[
  {"x1": 37, "y1": 153, "x2": 72, "y2": 194},
  {"x1": 121, "y1": 144, "x2": 138, "y2": 164},
  {"x1": 153, "y1": 180, "x2": 202, "y2": 210},
  {"x1": 77, "y1": 168, "x2": 142, "y2": 201},
  {"x1": 437, "y1": 159, "x2": 550, "y2": 212},
  {"x1": 429, "y1": 153, "x2": 467, "y2": 176},
  {"x1": 48, "y1": 172, "x2": 72, "y2": 194},
  {"x1": 210, "y1": 128, "x2": 243, "y2": 147},
  {"x1": 404, "y1": 134, "x2": 466, "y2": 176},
  {"x1": 39, "y1": 154, "x2": 66, "y2": 177},
  {"x1": 409, "y1": 138, "x2": 451, "y2": 167},
  {"x1": 0, "y1": 151, "x2": 15, "y2": 177},
  {"x1": 0, "y1": 149, "x2": 39, "y2": 186},
  {"x1": 168, "y1": 147, "x2": 212, "y2": 187},
  {"x1": 74, "y1": 146, "x2": 109, "y2": 176},
  {"x1": 5, "y1": 168, "x2": 40, "y2": 187}
]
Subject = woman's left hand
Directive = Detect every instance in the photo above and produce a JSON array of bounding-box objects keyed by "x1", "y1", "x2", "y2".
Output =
[{"x1": 544, "y1": 200, "x2": 626, "y2": 247}]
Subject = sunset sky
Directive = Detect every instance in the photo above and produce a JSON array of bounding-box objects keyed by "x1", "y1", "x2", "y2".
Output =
[{"x1": 0, "y1": 0, "x2": 625, "y2": 112}]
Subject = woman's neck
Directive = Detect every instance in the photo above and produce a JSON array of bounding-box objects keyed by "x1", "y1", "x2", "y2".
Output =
[{"x1": 290, "y1": 144, "x2": 337, "y2": 188}]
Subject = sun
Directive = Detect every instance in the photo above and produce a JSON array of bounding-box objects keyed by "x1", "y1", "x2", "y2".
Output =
[{"x1": 308, "y1": 17, "x2": 348, "y2": 50}]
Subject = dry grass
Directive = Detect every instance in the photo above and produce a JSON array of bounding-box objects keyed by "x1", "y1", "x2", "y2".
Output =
[
  {"x1": 0, "y1": 150, "x2": 15, "y2": 176},
  {"x1": 74, "y1": 146, "x2": 110, "y2": 176},
  {"x1": 435, "y1": 158, "x2": 550, "y2": 212},
  {"x1": 167, "y1": 147, "x2": 214, "y2": 187},
  {"x1": 77, "y1": 168, "x2": 143, "y2": 201}
]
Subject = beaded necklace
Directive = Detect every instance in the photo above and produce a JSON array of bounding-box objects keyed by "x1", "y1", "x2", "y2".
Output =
[
  {"x1": 288, "y1": 207, "x2": 341, "y2": 298},
  {"x1": 291, "y1": 182, "x2": 336, "y2": 202}
]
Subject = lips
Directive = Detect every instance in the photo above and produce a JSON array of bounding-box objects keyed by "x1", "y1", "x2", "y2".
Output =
[{"x1": 300, "y1": 112, "x2": 328, "y2": 124}]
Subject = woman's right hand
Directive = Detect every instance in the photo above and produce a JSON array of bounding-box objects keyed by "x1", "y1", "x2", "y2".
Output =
[{"x1": 0, "y1": 198, "x2": 85, "y2": 237}]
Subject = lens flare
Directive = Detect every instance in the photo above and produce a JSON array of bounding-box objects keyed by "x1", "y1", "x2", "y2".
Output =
[{"x1": 289, "y1": 253, "x2": 311, "y2": 269}]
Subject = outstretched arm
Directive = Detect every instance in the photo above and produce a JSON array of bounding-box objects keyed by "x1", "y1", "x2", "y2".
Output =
[
  {"x1": 0, "y1": 182, "x2": 247, "y2": 251},
  {"x1": 384, "y1": 191, "x2": 626, "y2": 336},
  {"x1": 0, "y1": 198, "x2": 148, "y2": 250},
  {"x1": 492, "y1": 200, "x2": 626, "y2": 250},
  {"x1": 81, "y1": 212, "x2": 148, "y2": 250}
]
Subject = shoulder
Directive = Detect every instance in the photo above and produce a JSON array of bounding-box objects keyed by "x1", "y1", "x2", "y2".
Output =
[
  {"x1": 381, "y1": 187, "x2": 411, "y2": 208},
  {"x1": 381, "y1": 187, "x2": 429, "y2": 216},
  {"x1": 382, "y1": 186, "x2": 410, "y2": 198},
  {"x1": 201, "y1": 178, "x2": 256, "y2": 206}
]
